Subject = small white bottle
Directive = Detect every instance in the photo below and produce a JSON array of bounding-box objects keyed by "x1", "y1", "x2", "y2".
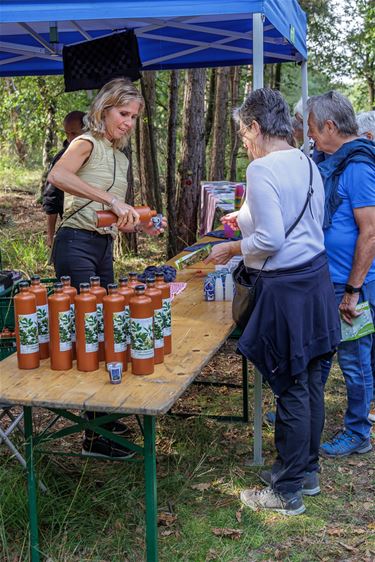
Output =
[
  {"x1": 214, "y1": 277, "x2": 224, "y2": 301},
  {"x1": 225, "y1": 274, "x2": 234, "y2": 301}
]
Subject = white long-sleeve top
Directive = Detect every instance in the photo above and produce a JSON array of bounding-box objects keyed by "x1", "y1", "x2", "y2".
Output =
[{"x1": 237, "y1": 148, "x2": 325, "y2": 270}]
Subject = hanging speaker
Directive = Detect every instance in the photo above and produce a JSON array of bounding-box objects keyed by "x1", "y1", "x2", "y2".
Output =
[{"x1": 63, "y1": 30, "x2": 141, "y2": 92}]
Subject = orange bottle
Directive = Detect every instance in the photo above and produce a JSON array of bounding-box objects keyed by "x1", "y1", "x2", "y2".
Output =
[
  {"x1": 48, "y1": 282, "x2": 72, "y2": 370},
  {"x1": 61, "y1": 275, "x2": 77, "y2": 359},
  {"x1": 118, "y1": 276, "x2": 134, "y2": 365},
  {"x1": 129, "y1": 285, "x2": 154, "y2": 375},
  {"x1": 127, "y1": 272, "x2": 141, "y2": 289},
  {"x1": 155, "y1": 272, "x2": 172, "y2": 355},
  {"x1": 14, "y1": 281, "x2": 40, "y2": 369},
  {"x1": 103, "y1": 284, "x2": 127, "y2": 369},
  {"x1": 96, "y1": 206, "x2": 157, "y2": 229},
  {"x1": 29, "y1": 274, "x2": 49, "y2": 359},
  {"x1": 74, "y1": 283, "x2": 99, "y2": 372},
  {"x1": 89, "y1": 276, "x2": 106, "y2": 362},
  {"x1": 145, "y1": 277, "x2": 164, "y2": 364}
]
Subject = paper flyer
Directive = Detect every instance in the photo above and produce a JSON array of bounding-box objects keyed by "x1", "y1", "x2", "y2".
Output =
[{"x1": 340, "y1": 301, "x2": 375, "y2": 342}]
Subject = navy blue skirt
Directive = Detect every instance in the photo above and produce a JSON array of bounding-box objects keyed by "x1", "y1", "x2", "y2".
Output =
[{"x1": 237, "y1": 251, "x2": 340, "y2": 395}]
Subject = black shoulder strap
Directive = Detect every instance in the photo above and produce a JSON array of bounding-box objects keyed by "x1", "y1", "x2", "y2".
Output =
[
  {"x1": 285, "y1": 156, "x2": 314, "y2": 237},
  {"x1": 55, "y1": 151, "x2": 116, "y2": 235},
  {"x1": 256, "y1": 155, "x2": 314, "y2": 275}
]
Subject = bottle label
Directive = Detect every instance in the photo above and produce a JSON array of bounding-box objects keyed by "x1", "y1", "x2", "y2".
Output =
[
  {"x1": 162, "y1": 297, "x2": 172, "y2": 336},
  {"x1": 70, "y1": 303, "x2": 76, "y2": 343},
  {"x1": 97, "y1": 303, "x2": 104, "y2": 342},
  {"x1": 124, "y1": 305, "x2": 131, "y2": 346},
  {"x1": 130, "y1": 316, "x2": 154, "y2": 359},
  {"x1": 58, "y1": 311, "x2": 72, "y2": 351},
  {"x1": 154, "y1": 308, "x2": 164, "y2": 349},
  {"x1": 113, "y1": 310, "x2": 126, "y2": 352},
  {"x1": 84, "y1": 311, "x2": 98, "y2": 352},
  {"x1": 36, "y1": 304, "x2": 49, "y2": 343},
  {"x1": 18, "y1": 312, "x2": 39, "y2": 354}
]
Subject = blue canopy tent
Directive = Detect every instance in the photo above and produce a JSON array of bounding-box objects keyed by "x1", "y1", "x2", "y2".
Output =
[
  {"x1": 0, "y1": 0, "x2": 310, "y2": 147},
  {"x1": 1, "y1": 4, "x2": 309, "y2": 560}
]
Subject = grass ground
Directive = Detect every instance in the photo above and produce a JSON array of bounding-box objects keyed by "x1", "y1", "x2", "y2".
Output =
[{"x1": 0, "y1": 166, "x2": 374, "y2": 562}]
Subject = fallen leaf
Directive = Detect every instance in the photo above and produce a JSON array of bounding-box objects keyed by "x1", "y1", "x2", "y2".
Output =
[
  {"x1": 205, "y1": 548, "x2": 218, "y2": 562},
  {"x1": 235, "y1": 510, "x2": 242, "y2": 523},
  {"x1": 352, "y1": 528, "x2": 367, "y2": 535},
  {"x1": 191, "y1": 482, "x2": 211, "y2": 491},
  {"x1": 158, "y1": 512, "x2": 177, "y2": 526},
  {"x1": 160, "y1": 528, "x2": 179, "y2": 537},
  {"x1": 327, "y1": 527, "x2": 342, "y2": 536},
  {"x1": 362, "y1": 502, "x2": 373, "y2": 510},
  {"x1": 212, "y1": 527, "x2": 243, "y2": 540},
  {"x1": 338, "y1": 541, "x2": 355, "y2": 552}
]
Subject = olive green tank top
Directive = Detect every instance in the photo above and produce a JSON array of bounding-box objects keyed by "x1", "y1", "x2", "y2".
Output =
[{"x1": 62, "y1": 132, "x2": 128, "y2": 238}]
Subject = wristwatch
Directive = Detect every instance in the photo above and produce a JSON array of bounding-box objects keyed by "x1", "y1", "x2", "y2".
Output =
[{"x1": 345, "y1": 284, "x2": 362, "y2": 294}]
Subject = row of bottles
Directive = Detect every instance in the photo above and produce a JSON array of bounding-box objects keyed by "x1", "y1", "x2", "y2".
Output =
[{"x1": 13, "y1": 273, "x2": 172, "y2": 376}]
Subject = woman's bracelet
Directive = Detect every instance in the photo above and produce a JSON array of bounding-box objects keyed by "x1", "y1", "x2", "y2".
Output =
[{"x1": 106, "y1": 196, "x2": 118, "y2": 209}]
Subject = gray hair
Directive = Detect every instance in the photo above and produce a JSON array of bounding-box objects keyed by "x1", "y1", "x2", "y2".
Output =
[
  {"x1": 357, "y1": 110, "x2": 375, "y2": 139},
  {"x1": 307, "y1": 91, "x2": 358, "y2": 136},
  {"x1": 291, "y1": 116, "x2": 303, "y2": 132},
  {"x1": 234, "y1": 88, "x2": 293, "y2": 140},
  {"x1": 293, "y1": 97, "x2": 309, "y2": 119}
]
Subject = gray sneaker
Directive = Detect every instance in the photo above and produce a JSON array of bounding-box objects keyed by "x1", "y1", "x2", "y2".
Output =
[
  {"x1": 259, "y1": 469, "x2": 320, "y2": 496},
  {"x1": 240, "y1": 487, "x2": 305, "y2": 516}
]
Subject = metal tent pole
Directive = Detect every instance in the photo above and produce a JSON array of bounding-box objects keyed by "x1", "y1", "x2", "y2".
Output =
[
  {"x1": 301, "y1": 60, "x2": 309, "y2": 155},
  {"x1": 250, "y1": 12, "x2": 264, "y2": 465},
  {"x1": 252, "y1": 13, "x2": 264, "y2": 90}
]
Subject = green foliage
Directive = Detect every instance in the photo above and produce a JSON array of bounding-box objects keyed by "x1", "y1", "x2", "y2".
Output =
[
  {"x1": 18, "y1": 315, "x2": 38, "y2": 346},
  {"x1": 59, "y1": 311, "x2": 72, "y2": 344},
  {"x1": 0, "y1": 77, "x2": 91, "y2": 164},
  {"x1": 84, "y1": 312, "x2": 98, "y2": 345}
]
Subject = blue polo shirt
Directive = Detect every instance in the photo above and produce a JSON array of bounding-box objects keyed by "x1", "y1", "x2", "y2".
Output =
[{"x1": 324, "y1": 161, "x2": 375, "y2": 284}]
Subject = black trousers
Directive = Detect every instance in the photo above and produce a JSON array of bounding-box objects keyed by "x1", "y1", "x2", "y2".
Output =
[
  {"x1": 54, "y1": 227, "x2": 115, "y2": 438},
  {"x1": 54, "y1": 227, "x2": 114, "y2": 291},
  {"x1": 271, "y1": 359, "x2": 324, "y2": 494}
]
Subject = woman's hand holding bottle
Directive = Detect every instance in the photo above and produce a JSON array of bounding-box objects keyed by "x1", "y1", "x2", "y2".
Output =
[{"x1": 110, "y1": 198, "x2": 140, "y2": 229}]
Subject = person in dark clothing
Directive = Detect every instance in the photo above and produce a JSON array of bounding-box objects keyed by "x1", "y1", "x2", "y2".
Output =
[{"x1": 43, "y1": 111, "x2": 85, "y2": 247}]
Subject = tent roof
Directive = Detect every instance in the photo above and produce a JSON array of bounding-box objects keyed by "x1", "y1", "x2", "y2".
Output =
[{"x1": 0, "y1": 0, "x2": 307, "y2": 77}]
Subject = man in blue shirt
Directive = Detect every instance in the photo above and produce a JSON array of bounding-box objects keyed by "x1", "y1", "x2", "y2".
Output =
[{"x1": 307, "y1": 91, "x2": 375, "y2": 457}]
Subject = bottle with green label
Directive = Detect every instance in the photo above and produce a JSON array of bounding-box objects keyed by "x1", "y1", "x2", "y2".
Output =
[
  {"x1": 14, "y1": 281, "x2": 40, "y2": 369},
  {"x1": 75, "y1": 283, "x2": 99, "y2": 372},
  {"x1": 130, "y1": 285, "x2": 154, "y2": 375},
  {"x1": 103, "y1": 284, "x2": 127, "y2": 369},
  {"x1": 48, "y1": 282, "x2": 72, "y2": 371},
  {"x1": 89, "y1": 276, "x2": 106, "y2": 362},
  {"x1": 145, "y1": 277, "x2": 164, "y2": 364},
  {"x1": 29, "y1": 274, "x2": 49, "y2": 359}
]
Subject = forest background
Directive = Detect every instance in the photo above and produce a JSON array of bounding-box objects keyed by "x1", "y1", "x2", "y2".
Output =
[{"x1": 0, "y1": 0, "x2": 374, "y2": 268}]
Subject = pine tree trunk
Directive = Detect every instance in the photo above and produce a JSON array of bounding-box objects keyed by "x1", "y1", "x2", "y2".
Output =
[
  {"x1": 176, "y1": 69, "x2": 206, "y2": 251},
  {"x1": 209, "y1": 67, "x2": 230, "y2": 181},
  {"x1": 37, "y1": 77, "x2": 58, "y2": 196},
  {"x1": 166, "y1": 70, "x2": 180, "y2": 259},
  {"x1": 229, "y1": 66, "x2": 242, "y2": 182},
  {"x1": 139, "y1": 72, "x2": 162, "y2": 212},
  {"x1": 4, "y1": 78, "x2": 27, "y2": 164},
  {"x1": 274, "y1": 63, "x2": 282, "y2": 91}
]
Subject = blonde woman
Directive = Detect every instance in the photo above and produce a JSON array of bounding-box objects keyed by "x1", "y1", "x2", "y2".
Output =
[
  {"x1": 49, "y1": 77, "x2": 164, "y2": 289},
  {"x1": 49, "y1": 78, "x2": 165, "y2": 458}
]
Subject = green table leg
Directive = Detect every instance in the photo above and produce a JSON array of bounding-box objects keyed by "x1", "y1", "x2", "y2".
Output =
[
  {"x1": 24, "y1": 406, "x2": 40, "y2": 562},
  {"x1": 144, "y1": 415, "x2": 158, "y2": 562}
]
